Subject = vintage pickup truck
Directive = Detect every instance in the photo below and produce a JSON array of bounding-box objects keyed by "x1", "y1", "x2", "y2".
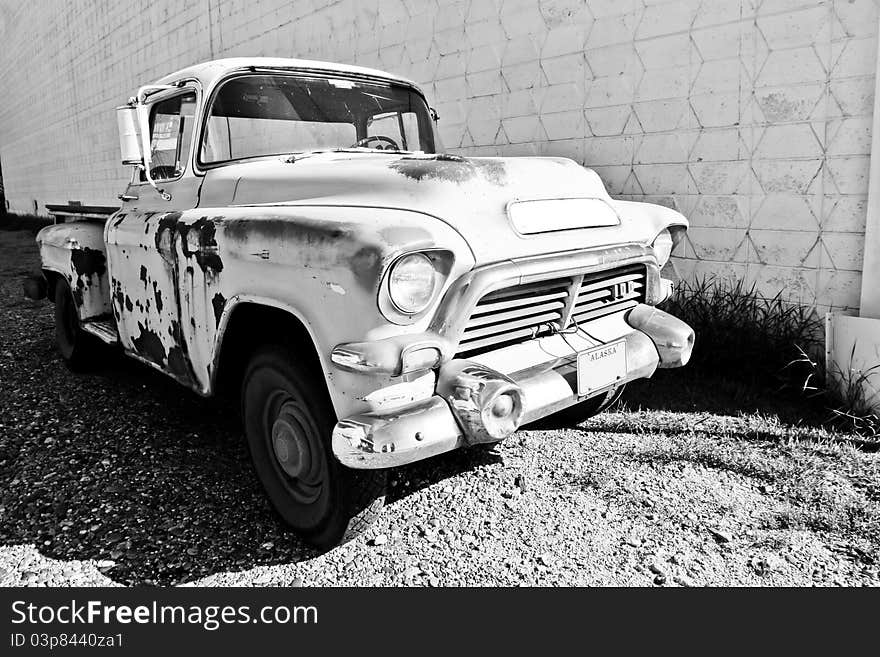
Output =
[{"x1": 27, "y1": 57, "x2": 694, "y2": 548}]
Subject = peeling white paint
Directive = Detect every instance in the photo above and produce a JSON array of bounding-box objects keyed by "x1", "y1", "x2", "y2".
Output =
[{"x1": 327, "y1": 282, "x2": 346, "y2": 296}]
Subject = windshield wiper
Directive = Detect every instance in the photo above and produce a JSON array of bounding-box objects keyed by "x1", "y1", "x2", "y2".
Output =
[{"x1": 282, "y1": 147, "x2": 412, "y2": 163}]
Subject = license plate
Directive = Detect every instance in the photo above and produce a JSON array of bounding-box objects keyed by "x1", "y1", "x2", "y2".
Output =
[{"x1": 577, "y1": 340, "x2": 627, "y2": 396}]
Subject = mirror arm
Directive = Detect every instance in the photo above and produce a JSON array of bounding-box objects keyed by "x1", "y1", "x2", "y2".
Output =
[{"x1": 134, "y1": 85, "x2": 177, "y2": 202}]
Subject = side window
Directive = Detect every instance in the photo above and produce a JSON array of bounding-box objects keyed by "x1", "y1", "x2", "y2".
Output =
[
  {"x1": 144, "y1": 92, "x2": 196, "y2": 181},
  {"x1": 366, "y1": 111, "x2": 421, "y2": 151}
]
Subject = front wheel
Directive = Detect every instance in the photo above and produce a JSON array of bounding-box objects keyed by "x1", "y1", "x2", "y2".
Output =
[
  {"x1": 543, "y1": 385, "x2": 626, "y2": 427},
  {"x1": 242, "y1": 344, "x2": 386, "y2": 550}
]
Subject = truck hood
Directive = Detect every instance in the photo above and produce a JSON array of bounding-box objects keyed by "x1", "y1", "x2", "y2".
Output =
[{"x1": 198, "y1": 152, "x2": 687, "y2": 262}]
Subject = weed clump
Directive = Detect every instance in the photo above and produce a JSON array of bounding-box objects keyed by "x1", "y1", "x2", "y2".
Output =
[
  {"x1": 661, "y1": 276, "x2": 879, "y2": 438},
  {"x1": 661, "y1": 276, "x2": 822, "y2": 387}
]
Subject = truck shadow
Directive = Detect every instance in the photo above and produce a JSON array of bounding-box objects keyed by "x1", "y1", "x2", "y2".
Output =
[
  {"x1": 0, "y1": 334, "x2": 496, "y2": 586},
  {"x1": 622, "y1": 369, "x2": 832, "y2": 428},
  {"x1": 596, "y1": 369, "x2": 879, "y2": 452}
]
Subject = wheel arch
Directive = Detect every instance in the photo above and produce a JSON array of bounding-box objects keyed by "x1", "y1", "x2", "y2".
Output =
[
  {"x1": 210, "y1": 296, "x2": 332, "y2": 410},
  {"x1": 41, "y1": 268, "x2": 65, "y2": 303}
]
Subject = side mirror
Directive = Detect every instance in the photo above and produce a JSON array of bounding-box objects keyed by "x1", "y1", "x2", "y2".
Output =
[{"x1": 115, "y1": 106, "x2": 142, "y2": 165}]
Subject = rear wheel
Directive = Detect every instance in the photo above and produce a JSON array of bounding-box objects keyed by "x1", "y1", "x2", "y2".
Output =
[
  {"x1": 544, "y1": 385, "x2": 626, "y2": 427},
  {"x1": 54, "y1": 278, "x2": 97, "y2": 370},
  {"x1": 242, "y1": 344, "x2": 386, "y2": 550}
]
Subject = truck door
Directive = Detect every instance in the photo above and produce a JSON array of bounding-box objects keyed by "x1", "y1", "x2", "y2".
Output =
[{"x1": 105, "y1": 88, "x2": 202, "y2": 388}]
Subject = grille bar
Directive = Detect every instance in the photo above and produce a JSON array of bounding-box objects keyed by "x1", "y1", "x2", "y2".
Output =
[
  {"x1": 575, "y1": 282, "x2": 644, "y2": 306},
  {"x1": 467, "y1": 300, "x2": 566, "y2": 328},
  {"x1": 461, "y1": 311, "x2": 562, "y2": 341},
  {"x1": 570, "y1": 298, "x2": 639, "y2": 326},
  {"x1": 456, "y1": 327, "x2": 540, "y2": 355},
  {"x1": 471, "y1": 289, "x2": 568, "y2": 317},
  {"x1": 579, "y1": 271, "x2": 643, "y2": 293}
]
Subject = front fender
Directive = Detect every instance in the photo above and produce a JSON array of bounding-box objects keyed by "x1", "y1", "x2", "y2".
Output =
[
  {"x1": 608, "y1": 199, "x2": 689, "y2": 243},
  {"x1": 192, "y1": 205, "x2": 475, "y2": 418}
]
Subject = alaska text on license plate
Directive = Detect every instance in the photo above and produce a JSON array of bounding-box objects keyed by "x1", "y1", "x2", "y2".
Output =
[{"x1": 577, "y1": 340, "x2": 627, "y2": 396}]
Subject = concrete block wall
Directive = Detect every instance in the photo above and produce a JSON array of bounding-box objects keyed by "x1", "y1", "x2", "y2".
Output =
[{"x1": 0, "y1": 0, "x2": 876, "y2": 312}]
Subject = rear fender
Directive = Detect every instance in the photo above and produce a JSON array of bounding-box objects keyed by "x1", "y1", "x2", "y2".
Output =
[{"x1": 36, "y1": 221, "x2": 111, "y2": 320}]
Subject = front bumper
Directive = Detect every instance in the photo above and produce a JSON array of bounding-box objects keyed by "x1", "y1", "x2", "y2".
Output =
[{"x1": 332, "y1": 303, "x2": 694, "y2": 469}]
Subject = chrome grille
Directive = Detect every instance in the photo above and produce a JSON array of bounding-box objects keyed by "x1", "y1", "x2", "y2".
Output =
[
  {"x1": 456, "y1": 278, "x2": 572, "y2": 356},
  {"x1": 456, "y1": 265, "x2": 646, "y2": 357},
  {"x1": 569, "y1": 265, "x2": 645, "y2": 327}
]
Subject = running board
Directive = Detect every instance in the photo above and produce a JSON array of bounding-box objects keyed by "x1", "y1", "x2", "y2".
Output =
[{"x1": 82, "y1": 318, "x2": 118, "y2": 345}]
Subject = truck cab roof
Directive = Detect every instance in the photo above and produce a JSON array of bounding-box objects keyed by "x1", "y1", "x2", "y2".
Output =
[{"x1": 153, "y1": 57, "x2": 421, "y2": 95}]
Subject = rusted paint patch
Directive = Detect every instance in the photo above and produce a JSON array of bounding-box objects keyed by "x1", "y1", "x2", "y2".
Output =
[
  {"x1": 167, "y1": 346, "x2": 189, "y2": 380},
  {"x1": 132, "y1": 322, "x2": 166, "y2": 366},
  {"x1": 167, "y1": 319, "x2": 194, "y2": 385},
  {"x1": 211, "y1": 292, "x2": 226, "y2": 328},
  {"x1": 112, "y1": 279, "x2": 125, "y2": 315},
  {"x1": 388, "y1": 155, "x2": 507, "y2": 186},
  {"x1": 139, "y1": 265, "x2": 148, "y2": 285},
  {"x1": 154, "y1": 212, "x2": 183, "y2": 252},
  {"x1": 179, "y1": 217, "x2": 224, "y2": 278},
  {"x1": 224, "y1": 216, "x2": 384, "y2": 290},
  {"x1": 349, "y1": 246, "x2": 384, "y2": 291},
  {"x1": 225, "y1": 215, "x2": 402, "y2": 294},
  {"x1": 152, "y1": 281, "x2": 164, "y2": 313},
  {"x1": 71, "y1": 247, "x2": 106, "y2": 279},
  {"x1": 223, "y1": 216, "x2": 349, "y2": 248},
  {"x1": 69, "y1": 247, "x2": 107, "y2": 308}
]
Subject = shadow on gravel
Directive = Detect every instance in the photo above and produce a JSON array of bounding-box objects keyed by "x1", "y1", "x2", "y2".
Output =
[
  {"x1": 387, "y1": 447, "x2": 502, "y2": 504},
  {"x1": 2, "y1": 341, "x2": 305, "y2": 586},
  {"x1": 624, "y1": 369, "x2": 833, "y2": 428},
  {"x1": 595, "y1": 370, "x2": 880, "y2": 452},
  {"x1": 0, "y1": 329, "x2": 492, "y2": 586},
  {"x1": 600, "y1": 416, "x2": 880, "y2": 453}
]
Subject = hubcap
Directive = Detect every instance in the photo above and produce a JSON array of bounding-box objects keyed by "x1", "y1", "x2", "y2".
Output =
[
  {"x1": 267, "y1": 398, "x2": 323, "y2": 504},
  {"x1": 272, "y1": 416, "x2": 307, "y2": 479}
]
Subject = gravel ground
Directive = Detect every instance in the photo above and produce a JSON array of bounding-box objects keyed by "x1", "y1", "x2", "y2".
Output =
[{"x1": 1, "y1": 227, "x2": 878, "y2": 587}]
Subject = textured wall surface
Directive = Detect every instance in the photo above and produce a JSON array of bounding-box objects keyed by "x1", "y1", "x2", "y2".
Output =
[{"x1": 0, "y1": 0, "x2": 876, "y2": 312}]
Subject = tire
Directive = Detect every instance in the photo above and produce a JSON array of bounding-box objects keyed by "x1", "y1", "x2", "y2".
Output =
[
  {"x1": 544, "y1": 384, "x2": 626, "y2": 427},
  {"x1": 54, "y1": 278, "x2": 97, "y2": 370},
  {"x1": 242, "y1": 344, "x2": 386, "y2": 550}
]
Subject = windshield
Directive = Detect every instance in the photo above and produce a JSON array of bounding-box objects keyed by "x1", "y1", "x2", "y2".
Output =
[{"x1": 200, "y1": 74, "x2": 437, "y2": 164}]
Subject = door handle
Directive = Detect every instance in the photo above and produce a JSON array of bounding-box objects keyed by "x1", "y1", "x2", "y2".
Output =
[{"x1": 117, "y1": 193, "x2": 139, "y2": 202}]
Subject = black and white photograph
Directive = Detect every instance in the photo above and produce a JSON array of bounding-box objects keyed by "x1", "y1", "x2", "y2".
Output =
[{"x1": 0, "y1": 0, "x2": 878, "y2": 635}]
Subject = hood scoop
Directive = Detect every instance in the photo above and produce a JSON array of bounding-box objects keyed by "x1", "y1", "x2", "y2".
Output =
[{"x1": 507, "y1": 198, "x2": 620, "y2": 234}]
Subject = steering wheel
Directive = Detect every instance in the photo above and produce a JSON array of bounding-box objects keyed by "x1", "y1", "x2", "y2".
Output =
[{"x1": 352, "y1": 135, "x2": 401, "y2": 150}]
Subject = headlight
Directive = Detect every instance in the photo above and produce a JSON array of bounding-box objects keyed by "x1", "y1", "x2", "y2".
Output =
[
  {"x1": 652, "y1": 229, "x2": 674, "y2": 267},
  {"x1": 388, "y1": 253, "x2": 436, "y2": 314}
]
